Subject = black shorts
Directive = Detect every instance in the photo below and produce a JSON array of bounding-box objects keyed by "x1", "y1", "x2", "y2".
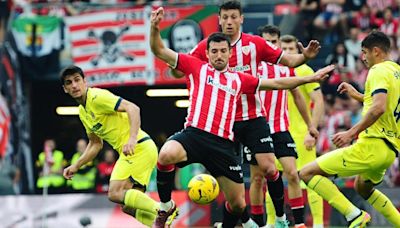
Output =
[
  {"x1": 169, "y1": 127, "x2": 243, "y2": 183},
  {"x1": 233, "y1": 117, "x2": 274, "y2": 155},
  {"x1": 243, "y1": 131, "x2": 297, "y2": 165}
]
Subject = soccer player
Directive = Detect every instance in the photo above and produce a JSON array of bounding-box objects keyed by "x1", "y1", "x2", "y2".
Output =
[
  {"x1": 300, "y1": 31, "x2": 400, "y2": 227},
  {"x1": 256, "y1": 26, "x2": 318, "y2": 228},
  {"x1": 61, "y1": 66, "x2": 159, "y2": 226},
  {"x1": 281, "y1": 34, "x2": 325, "y2": 228},
  {"x1": 150, "y1": 7, "x2": 333, "y2": 228},
  {"x1": 173, "y1": 1, "x2": 321, "y2": 227}
]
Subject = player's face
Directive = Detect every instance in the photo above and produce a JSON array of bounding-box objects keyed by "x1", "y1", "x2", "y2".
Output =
[
  {"x1": 206, "y1": 41, "x2": 231, "y2": 71},
  {"x1": 262, "y1": 33, "x2": 280, "y2": 47},
  {"x1": 281, "y1": 41, "x2": 298, "y2": 54},
  {"x1": 361, "y1": 47, "x2": 375, "y2": 68},
  {"x1": 63, "y1": 73, "x2": 87, "y2": 99},
  {"x1": 219, "y1": 9, "x2": 243, "y2": 37}
]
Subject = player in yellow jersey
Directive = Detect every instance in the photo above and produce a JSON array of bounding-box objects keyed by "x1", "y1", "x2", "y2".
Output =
[
  {"x1": 300, "y1": 31, "x2": 400, "y2": 227},
  {"x1": 61, "y1": 65, "x2": 159, "y2": 227},
  {"x1": 281, "y1": 35, "x2": 325, "y2": 228}
]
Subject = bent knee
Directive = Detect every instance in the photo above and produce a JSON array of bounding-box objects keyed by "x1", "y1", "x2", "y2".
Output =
[
  {"x1": 284, "y1": 169, "x2": 300, "y2": 184},
  {"x1": 108, "y1": 190, "x2": 122, "y2": 203},
  {"x1": 228, "y1": 199, "x2": 247, "y2": 213}
]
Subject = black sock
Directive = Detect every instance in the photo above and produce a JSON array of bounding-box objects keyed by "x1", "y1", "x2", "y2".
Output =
[
  {"x1": 240, "y1": 207, "x2": 250, "y2": 223},
  {"x1": 267, "y1": 174, "x2": 285, "y2": 217},
  {"x1": 223, "y1": 202, "x2": 241, "y2": 228},
  {"x1": 156, "y1": 168, "x2": 175, "y2": 203},
  {"x1": 251, "y1": 213, "x2": 265, "y2": 227},
  {"x1": 292, "y1": 207, "x2": 305, "y2": 225}
]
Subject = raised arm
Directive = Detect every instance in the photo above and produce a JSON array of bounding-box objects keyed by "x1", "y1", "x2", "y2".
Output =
[
  {"x1": 116, "y1": 99, "x2": 140, "y2": 156},
  {"x1": 279, "y1": 40, "x2": 321, "y2": 67},
  {"x1": 259, "y1": 65, "x2": 334, "y2": 90},
  {"x1": 150, "y1": 7, "x2": 178, "y2": 67}
]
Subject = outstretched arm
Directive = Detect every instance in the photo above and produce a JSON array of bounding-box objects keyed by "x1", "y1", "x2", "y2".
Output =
[
  {"x1": 259, "y1": 65, "x2": 334, "y2": 90},
  {"x1": 150, "y1": 7, "x2": 178, "y2": 68}
]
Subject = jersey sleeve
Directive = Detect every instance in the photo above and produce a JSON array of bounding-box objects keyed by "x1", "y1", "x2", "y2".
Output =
[
  {"x1": 189, "y1": 39, "x2": 208, "y2": 61},
  {"x1": 254, "y1": 36, "x2": 284, "y2": 64},
  {"x1": 238, "y1": 72, "x2": 260, "y2": 94},
  {"x1": 367, "y1": 66, "x2": 390, "y2": 96},
  {"x1": 92, "y1": 89, "x2": 122, "y2": 114},
  {"x1": 295, "y1": 65, "x2": 320, "y2": 93},
  {"x1": 175, "y1": 53, "x2": 204, "y2": 78}
]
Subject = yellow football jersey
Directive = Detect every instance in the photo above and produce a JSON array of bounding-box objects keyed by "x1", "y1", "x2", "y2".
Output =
[
  {"x1": 78, "y1": 88, "x2": 147, "y2": 155},
  {"x1": 288, "y1": 64, "x2": 320, "y2": 137},
  {"x1": 359, "y1": 61, "x2": 400, "y2": 152}
]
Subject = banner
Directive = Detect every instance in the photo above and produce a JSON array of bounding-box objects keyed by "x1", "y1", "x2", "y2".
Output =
[{"x1": 65, "y1": 6, "x2": 218, "y2": 87}]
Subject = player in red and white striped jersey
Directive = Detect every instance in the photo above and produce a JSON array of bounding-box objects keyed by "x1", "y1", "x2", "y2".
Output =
[
  {"x1": 150, "y1": 7, "x2": 334, "y2": 228},
  {"x1": 258, "y1": 25, "x2": 319, "y2": 228},
  {"x1": 171, "y1": 1, "x2": 321, "y2": 227}
]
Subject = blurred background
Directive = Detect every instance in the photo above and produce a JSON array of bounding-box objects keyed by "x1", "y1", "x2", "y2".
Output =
[{"x1": 0, "y1": 0, "x2": 399, "y2": 227}]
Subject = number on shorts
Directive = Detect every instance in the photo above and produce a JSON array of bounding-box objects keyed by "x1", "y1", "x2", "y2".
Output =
[{"x1": 395, "y1": 97, "x2": 400, "y2": 123}]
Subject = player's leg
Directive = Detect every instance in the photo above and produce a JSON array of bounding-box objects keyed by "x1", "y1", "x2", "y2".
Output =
[
  {"x1": 265, "y1": 191, "x2": 276, "y2": 227},
  {"x1": 275, "y1": 131, "x2": 305, "y2": 227},
  {"x1": 294, "y1": 135, "x2": 323, "y2": 228},
  {"x1": 249, "y1": 164, "x2": 266, "y2": 226},
  {"x1": 279, "y1": 157, "x2": 305, "y2": 227},
  {"x1": 217, "y1": 176, "x2": 248, "y2": 228},
  {"x1": 354, "y1": 141, "x2": 400, "y2": 227},
  {"x1": 299, "y1": 143, "x2": 373, "y2": 225}
]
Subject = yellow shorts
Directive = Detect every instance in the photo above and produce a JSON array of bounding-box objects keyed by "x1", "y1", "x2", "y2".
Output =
[
  {"x1": 317, "y1": 138, "x2": 396, "y2": 184},
  {"x1": 111, "y1": 137, "x2": 158, "y2": 186},
  {"x1": 275, "y1": 134, "x2": 316, "y2": 171}
]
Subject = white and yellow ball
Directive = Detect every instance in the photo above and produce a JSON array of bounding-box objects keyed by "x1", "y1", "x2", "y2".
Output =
[{"x1": 187, "y1": 174, "x2": 220, "y2": 205}]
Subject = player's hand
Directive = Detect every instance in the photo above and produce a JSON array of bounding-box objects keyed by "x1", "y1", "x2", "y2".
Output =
[
  {"x1": 308, "y1": 126, "x2": 319, "y2": 139},
  {"x1": 63, "y1": 164, "x2": 79, "y2": 180},
  {"x1": 150, "y1": 7, "x2": 164, "y2": 28},
  {"x1": 304, "y1": 133, "x2": 316, "y2": 151},
  {"x1": 332, "y1": 130, "x2": 354, "y2": 148},
  {"x1": 313, "y1": 65, "x2": 335, "y2": 82},
  {"x1": 299, "y1": 40, "x2": 321, "y2": 60},
  {"x1": 122, "y1": 138, "x2": 136, "y2": 156},
  {"x1": 337, "y1": 82, "x2": 357, "y2": 96}
]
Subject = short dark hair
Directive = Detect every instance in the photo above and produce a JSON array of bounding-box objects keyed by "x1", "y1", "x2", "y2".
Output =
[
  {"x1": 258, "y1": 24, "x2": 281, "y2": 38},
  {"x1": 361, "y1": 31, "x2": 391, "y2": 53},
  {"x1": 207, "y1": 32, "x2": 231, "y2": 50},
  {"x1": 60, "y1": 65, "x2": 85, "y2": 85},
  {"x1": 219, "y1": 1, "x2": 242, "y2": 15}
]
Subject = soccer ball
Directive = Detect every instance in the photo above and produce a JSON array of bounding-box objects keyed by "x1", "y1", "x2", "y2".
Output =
[{"x1": 187, "y1": 174, "x2": 220, "y2": 205}]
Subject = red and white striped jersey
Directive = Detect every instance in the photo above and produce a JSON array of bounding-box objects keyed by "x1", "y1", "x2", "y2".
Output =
[
  {"x1": 190, "y1": 32, "x2": 283, "y2": 121},
  {"x1": 175, "y1": 54, "x2": 260, "y2": 141},
  {"x1": 258, "y1": 61, "x2": 296, "y2": 134}
]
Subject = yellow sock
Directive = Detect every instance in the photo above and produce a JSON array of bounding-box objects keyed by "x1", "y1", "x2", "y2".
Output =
[
  {"x1": 367, "y1": 189, "x2": 400, "y2": 227},
  {"x1": 308, "y1": 175, "x2": 357, "y2": 217},
  {"x1": 307, "y1": 188, "x2": 324, "y2": 226},
  {"x1": 265, "y1": 191, "x2": 276, "y2": 225},
  {"x1": 124, "y1": 189, "x2": 159, "y2": 214},
  {"x1": 136, "y1": 209, "x2": 157, "y2": 227}
]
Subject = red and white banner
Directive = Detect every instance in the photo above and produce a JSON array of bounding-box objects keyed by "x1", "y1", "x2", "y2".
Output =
[
  {"x1": 0, "y1": 94, "x2": 10, "y2": 158},
  {"x1": 65, "y1": 6, "x2": 219, "y2": 87}
]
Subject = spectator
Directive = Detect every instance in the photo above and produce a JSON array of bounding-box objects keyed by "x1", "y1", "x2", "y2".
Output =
[
  {"x1": 296, "y1": 0, "x2": 320, "y2": 41},
  {"x1": 313, "y1": 0, "x2": 345, "y2": 42},
  {"x1": 67, "y1": 138, "x2": 96, "y2": 193},
  {"x1": 325, "y1": 41, "x2": 356, "y2": 73},
  {"x1": 0, "y1": 0, "x2": 10, "y2": 44},
  {"x1": 36, "y1": 139, "x2": 66, "y2": 194},
  {"x1": 344, "y1": 26, "x2": 362, "y2": 60},
  {"x1": 96, "y1": 148, "x2": 116, "y2": 194},
  {"x1": 0, "y1": 156, "x2": 20, "y2": 195},
  {"x1": 377, "y1": 7, "x2": 399, "y2": 37},
  {"x1": 351, "y1": 4, "x2": 378, "y2": 34}
]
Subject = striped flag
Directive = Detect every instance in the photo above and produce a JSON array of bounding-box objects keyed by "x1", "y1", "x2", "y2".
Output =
[{"x1": 65, "y1": 7, "x2": 155, "y2": 87}]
